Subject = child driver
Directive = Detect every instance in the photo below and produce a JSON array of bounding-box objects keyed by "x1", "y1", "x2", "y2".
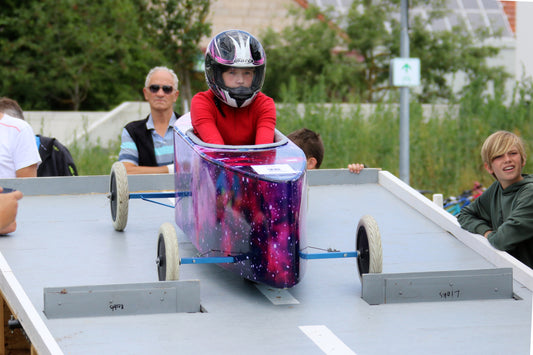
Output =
[{"x1": 191, "y1": 30, "x2": 276, "y2": 146}]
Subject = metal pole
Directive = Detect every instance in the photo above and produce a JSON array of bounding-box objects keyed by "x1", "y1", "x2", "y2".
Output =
[{"x1": 399, "y1": 0, "x2": 410, "y2": 184}]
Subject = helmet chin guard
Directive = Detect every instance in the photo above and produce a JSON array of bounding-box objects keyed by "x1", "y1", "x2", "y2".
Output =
[{"x1": 205, "y1": 30, "x2": 266, "y2": 108}]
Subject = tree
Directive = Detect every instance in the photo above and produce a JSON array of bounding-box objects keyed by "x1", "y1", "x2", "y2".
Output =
[
  {"x1": 0, "y1": 0, "x2": 212, "y2": 111},
  {"x1": 261, "y1": 1, "x2": 508, "y2": 103},
  {"x1": 382, "y1": 1, "x2": 507, "y2": 103},
  {"x1": 0, "y1": 0, "x2": 159, "y2": 110},
  {"x1": 261, "y1": 6, "x2": 344, "y2": 102},
  {"x1": 140, "y1": 0, "x2": 211, "y2": 109}
]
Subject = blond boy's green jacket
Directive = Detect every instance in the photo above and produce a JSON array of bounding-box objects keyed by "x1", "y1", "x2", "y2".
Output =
[{"x1": 457, "y1": 174, "x2": 533, "y2": 268}]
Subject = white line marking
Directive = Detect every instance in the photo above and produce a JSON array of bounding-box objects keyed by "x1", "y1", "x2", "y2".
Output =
[
  {"x1": 299, "y1": 325, "x2": 356, "y2": 355},
  {"x1": 255, "y1": 284, "x2": 300, "y2": 305},
  {"x1": 530, "y1": 296, "x2": 533, "y2": 355}
]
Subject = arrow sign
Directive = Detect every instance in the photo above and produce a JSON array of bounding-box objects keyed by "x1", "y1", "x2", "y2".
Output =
[
  {"x1": 401, "y1": 63, "x2": 411, "y2": 72},
  {"x1": 391, "y1": 58, "x2": 421, "y2": 87}
]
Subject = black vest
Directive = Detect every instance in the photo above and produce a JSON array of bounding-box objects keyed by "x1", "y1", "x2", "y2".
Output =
[{"x1": 124, "y1": 113, "x2": 180, "y2": 167}]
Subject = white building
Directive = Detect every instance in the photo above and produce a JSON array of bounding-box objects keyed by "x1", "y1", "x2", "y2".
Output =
[{"x1": 516, "y1": 1, "x2": 533, "y2": 81}]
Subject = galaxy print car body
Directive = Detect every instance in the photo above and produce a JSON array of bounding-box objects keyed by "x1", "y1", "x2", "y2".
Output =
[
  {"x1": 172, "y1": 114, "x2": 308, "y2": 289},
  {"x1": 109, "y1": 116, "x2": 381, "y2": 288}
]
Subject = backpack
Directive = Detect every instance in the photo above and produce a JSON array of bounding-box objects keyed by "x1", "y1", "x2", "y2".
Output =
[{"x1": 36, "y1": 135, "x2": 78, "y2": 177}]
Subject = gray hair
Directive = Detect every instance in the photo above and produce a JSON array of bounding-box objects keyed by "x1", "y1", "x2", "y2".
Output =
[{"x1": 145, "y1": 66, "x2": 179, "y2": 89}]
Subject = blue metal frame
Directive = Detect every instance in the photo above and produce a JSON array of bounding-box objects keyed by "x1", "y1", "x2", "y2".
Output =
[
  {"x1": 129, "y1": 191, "x2": 192, "y2": 208},
  {"x1": 177, "y1": 252, "x2": 360, "y2": 266},
  {"x1": 299, "y1": 251, "x2": 358, "y2": 260},
  {"x1": 180, "y1": 256, "x2": 236, "y2": 265}
]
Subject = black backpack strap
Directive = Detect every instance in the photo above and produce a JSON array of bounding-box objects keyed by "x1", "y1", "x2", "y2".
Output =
[{"x1": 37, "y1": 134, "x2": 54, "y2": 158}]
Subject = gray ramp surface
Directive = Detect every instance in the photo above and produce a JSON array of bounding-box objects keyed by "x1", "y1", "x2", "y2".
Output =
[{"x1": 0, "y1": 169, "x2": 531, "y2": 355}]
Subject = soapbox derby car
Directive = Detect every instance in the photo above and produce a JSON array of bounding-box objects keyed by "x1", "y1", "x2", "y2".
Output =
[{"x1": 109, "y1": 114, "x2": 382, "y2": 289}]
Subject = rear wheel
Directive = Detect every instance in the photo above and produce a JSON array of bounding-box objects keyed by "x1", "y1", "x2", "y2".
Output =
[
  {"x1": 356, "y1": 215, "x2": 383, "y2": 281},
  {"x1": 109, "y1": 162, "x2": 129, "y2": 231}
]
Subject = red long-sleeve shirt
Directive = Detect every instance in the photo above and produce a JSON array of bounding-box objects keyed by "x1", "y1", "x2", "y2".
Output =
[{"x1": 191, "y1": 90, "x2": 276, "y2": 145}]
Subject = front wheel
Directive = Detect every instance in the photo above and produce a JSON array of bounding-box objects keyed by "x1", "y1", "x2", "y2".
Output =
[
  {"x1": 156, "y1": 223, "x2": 180, "y2": 281},
  {"x1": 109, "y1": 162, "x2": 129, "y2": 231},
  {"x1": 355, "y1": 215, "x2": 383, "y2": 281}
]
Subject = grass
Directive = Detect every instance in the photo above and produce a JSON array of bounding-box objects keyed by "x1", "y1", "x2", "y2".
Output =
[
  {"x1": 69, "y1": 137, "x2": 121, "y2": 176},
  {"x1": 276, "y1": 77, "x2": 533, "y2": 197},
  {"x1": 68, "y1": 77, "x2": 533, "y2": 198}
]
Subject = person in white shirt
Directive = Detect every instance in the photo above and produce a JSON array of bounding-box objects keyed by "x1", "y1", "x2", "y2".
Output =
[{"x1": 0, "y1": 99, "x2": 41, "y2": 178}]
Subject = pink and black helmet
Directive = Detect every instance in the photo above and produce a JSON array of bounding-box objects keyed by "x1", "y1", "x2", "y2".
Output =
[{"x1": 205, "y1": 30, "x2": 266, "y2": 108}]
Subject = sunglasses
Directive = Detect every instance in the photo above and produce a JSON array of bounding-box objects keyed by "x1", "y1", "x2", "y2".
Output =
[{"x1": 148, "y1": 84, "x2": 174, "y2": 94}]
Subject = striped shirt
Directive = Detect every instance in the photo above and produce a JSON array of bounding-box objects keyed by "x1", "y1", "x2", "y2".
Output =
[{"x1": 118, "y1": 114, "x2": 177, "y2": 166}]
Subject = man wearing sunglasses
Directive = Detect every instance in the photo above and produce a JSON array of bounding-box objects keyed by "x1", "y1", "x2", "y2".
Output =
[{"x1": 118, "y1": 66, "x2": 181, "y2": 174}]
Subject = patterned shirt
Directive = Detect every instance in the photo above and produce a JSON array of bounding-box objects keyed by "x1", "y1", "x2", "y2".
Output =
[{"x1": 119, "y1": 114, "x2": 177, "y2": 166}]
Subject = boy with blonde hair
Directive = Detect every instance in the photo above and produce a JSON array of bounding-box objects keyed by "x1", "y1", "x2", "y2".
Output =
[{"x1": 457, "y1": 130, "x2": 533, "y2": 268}]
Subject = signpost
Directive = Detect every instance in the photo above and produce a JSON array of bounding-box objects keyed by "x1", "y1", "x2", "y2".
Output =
[{"x1": 395, "y1": 0, "x2": 420, "y2": 185}]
